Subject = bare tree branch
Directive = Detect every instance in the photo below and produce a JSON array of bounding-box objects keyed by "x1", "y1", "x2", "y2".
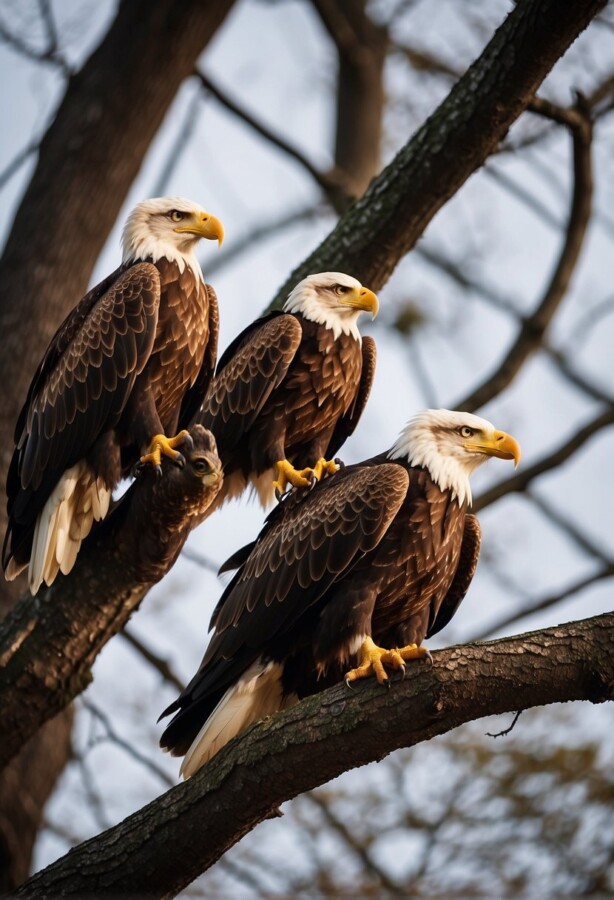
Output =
[
  {"x1": 203, "y1": 203, "x2": 323, "y2": 278},
  {"x1": 457, "y1": 97, "x2": 593, "y2": 412},
  {"x1": 15, "y1": 614, "x2": 614, "y2": 898},
  {"x1": 0, "y1": 136, "x2": 41, "y2": 191},
  {"x1": 0, "y1": 9, "x2": 72, "y2": 76},
  {"x1": 81, "y1": 700, "x2": 175, "y2": 789},
  {"x1": 120, "y1": 629, "x2": 186, "y2": 693},
  {"x1": 268, "y1": 0, "x2": 605, "y2": 307},
  {"x1": 474, "y1": 407, "x2": 614, "y2": 511},
  {"x1": 303, "y1": 792, "x2": 406, "y2": 895},
  {"x1": 193, "y1": 69, "x2": 352, "y2": 210},
  {"x1": 472, "y1": 569, "x2": 613, "y2": 640}
]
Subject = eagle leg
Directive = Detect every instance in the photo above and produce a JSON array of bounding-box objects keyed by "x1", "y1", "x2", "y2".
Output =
[
  {"x1": 345, "y1": 637, "x2": 432, "y2": 687},
  {"x1": 312, "y1": 457, "x2": 340, "y2": 482},
  {"x1": 272, "y1": 459, "x2": 314, "y2": 499},
  {"x1": 139, "y1": 430, "x2": 191, "y2": 469}
]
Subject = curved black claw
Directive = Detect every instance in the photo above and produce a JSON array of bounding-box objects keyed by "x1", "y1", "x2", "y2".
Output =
[
  {"x1": 181, "y1": 432, "x2": 194, "y2": 453},
  {"x1": 334, "y1": 457, "x2": 345, "y2": 470},
  {"x1": 173, "y1": 453, "x2": 185, "y2": 469},
  {"x1": 344, "y1": 677, "x2": 353, "y2": 689},
  {"x1": 423, "y1": 649, "x2": 433, "y2": 666},
  {"x1": 275, "y1": 487, "x2": 283, "y2": 503},
  {"x1": 154, "y1": 464, "x2": 163, "y2": 479},
  {"x1": 308, "y1": 472, "x2": 318, "y2": 490},
  {"x1": 384, "y1": 678, "x2": 391, "y2": 691},
  {"x1": 400, "y1": 664, "x2": 406, "y2": 681}
]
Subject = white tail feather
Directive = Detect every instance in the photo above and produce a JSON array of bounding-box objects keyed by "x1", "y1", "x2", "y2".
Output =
[
  {"x1": 28, "y1": 460, "x2": 112, "y2": 594},
  {"x1": 180, "y1": 661, "x2": 295, "y2": 779}
]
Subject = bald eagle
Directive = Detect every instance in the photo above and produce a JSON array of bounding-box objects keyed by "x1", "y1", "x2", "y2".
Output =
[
  {"x1": 160, "y1": 409, "x2": 520, "y2": 777},
  {"x1": 3, "y1": 197, "x2": 224, "y2": 594},
  {"x1": 198, "y1": 272, "x2": 378, "y2": 506}
]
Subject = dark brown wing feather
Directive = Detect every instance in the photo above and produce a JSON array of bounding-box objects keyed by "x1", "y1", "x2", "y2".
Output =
[
  {"x1": 325, "y1": 335, "x2": 376, "y2": 459},
  {"x1": 426, "y1": 513, "x2": 481, "y2": 638},
  {"x1": 161, "y1": 462, "x2": 409, "y2": 730},
  {"x1": 199, "y1": 314, "x2": 302, "y2": 456},
  {"x1": 177, "y1": 282, "x2": 218, "y2": 428},
  {"x1": 3, "y1": 263, "x2": 160, "y2": 569},
  {"x1": 205, "y1": 462, "x2": 409, "y2": 663}
]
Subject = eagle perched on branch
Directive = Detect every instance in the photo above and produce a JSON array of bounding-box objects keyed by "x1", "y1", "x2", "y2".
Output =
[
  {"x1": 160, "y1": 409, "x2": 520, "y2": 777},
  {"x1": 3, "y1": 197, "x2": 223, "y2": 594},
  {"x1": 199, "y1": 272, "x2": 378, "y2": 506}
]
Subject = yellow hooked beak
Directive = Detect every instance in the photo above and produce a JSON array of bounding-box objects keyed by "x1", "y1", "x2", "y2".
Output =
[
  {"x1": 464, "y1": 430, "x2": 521, "y2": 468},
  {"x1": 175, "y1": 211, "x2": 224, "y2": 246},
  {"x1": 340, "y1": 286, "x2": 379, "y2": 319}
]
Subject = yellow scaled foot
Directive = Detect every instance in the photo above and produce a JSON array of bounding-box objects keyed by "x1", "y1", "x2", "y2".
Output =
[
  {"x1": 140, "y1": 430, "x2": 190, "y2": 468},
  {"x1": 312, "y1": 457, "x2": 340, "y2": 482},
  {"x1": 345, "y1": 636, "x2": 432, "y2": 686},
  {"x1": 272, "y1": 458, "x2": 314, "y2": 497}
]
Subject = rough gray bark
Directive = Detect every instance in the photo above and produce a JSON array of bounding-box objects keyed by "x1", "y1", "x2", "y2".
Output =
[
  {"x1": 0, "y1": 426, "x2": 221, "y2": 770},
  {"x1": 270, "y1": 0, "x2": 605, "y2": 307},
  {"x1": 14, "y1": 613, "x2": 614, "y2": 898},
  {"x1": 0, "y1": 2, "x2": 234, "y2": 886}
]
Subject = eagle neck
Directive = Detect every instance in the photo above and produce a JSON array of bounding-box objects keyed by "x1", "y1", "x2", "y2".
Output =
[
  {"x1": 124, "y1": 246, "x2": 204, "y2": 283},
  {"x1": 388, "y1": 440, "x2": 472, "y2": 508},
  {"x1": 286, "y1": 306, "x2": 362, "y2": 344}
]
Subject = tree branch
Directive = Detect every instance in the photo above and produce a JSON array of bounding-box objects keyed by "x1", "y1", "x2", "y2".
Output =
[
  {"x1": 0, "y1": 426, "x2": 221, "y2": 769},
  {"x1": 473, "y1": 407, "x2": 614, "y2": 511},
  {"x1": 15, "y1": 613, "x2": 614, "y2": 898},
  {"x1": 457, "y1": 95, "x2": 593, "y2": 412},
  {"x1": 268, "y1": 0, "x2": 605, "y2": 307},
  {"x1": 193, "y1": 69, "x2": 352, "y2": 210}
]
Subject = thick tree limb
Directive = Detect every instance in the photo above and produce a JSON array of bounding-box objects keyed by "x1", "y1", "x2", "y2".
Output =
[
  {"x1": 14, "y1": 613, "x2": 614, "y2": 898},
  {"x1": 269, "y1": 0, "x2": 604, "y2": 307},
  {"x1": 0, "y1": 426, "x2": 221, "y2": 770}
]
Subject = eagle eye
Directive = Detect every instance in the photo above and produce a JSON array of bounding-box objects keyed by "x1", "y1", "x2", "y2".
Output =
[
  {"x1": 335, "y1": 284, "x2": 350, "y2": 295},
  {"x1": 192, "y1": 458, "x2": 212, "y2": 475},
  {"x1": 459, "y1": 426, "x2": 475, "y2": 438},
  {"x1": 168, "y1": 210, "x2": 186, "y2": 223}
]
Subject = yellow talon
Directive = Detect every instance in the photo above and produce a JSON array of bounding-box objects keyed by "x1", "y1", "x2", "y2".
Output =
[
  {"x1": 272, "y1": 459, "x2": 314, "y2": 496},
  {"x1": 345, "y1": 637, "x2": 431, "y2": 686},
  {"x1": 312, "y1": 457, "x2": 340, "y2": 482},
  {"x1": 140, "y1": 430, "x2": 190, "y2": 468}
]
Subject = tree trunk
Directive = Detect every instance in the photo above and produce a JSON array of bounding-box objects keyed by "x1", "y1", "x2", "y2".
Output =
[{"x1": 0, "y1": 0, "x2": 235, "y2": 886}]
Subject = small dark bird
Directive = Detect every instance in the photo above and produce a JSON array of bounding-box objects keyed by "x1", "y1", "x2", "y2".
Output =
[
  {"x1": 4, "y1": 196, "x2": 223, "y2": 593},
  {"x1": 199, "y1": 271, "x2": 378, "y2": 506},
  {"x1": 159, "y1": 409, "x2": 520, "y2": 777}
]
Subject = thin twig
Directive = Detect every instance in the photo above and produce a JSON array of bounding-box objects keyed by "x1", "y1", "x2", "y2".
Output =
[
  {"x1": 458, "y1": 98, "x2": 593, "y2": 412},
  {"x1": 81, "y1": 699, "x2": 175, "y2": 789},
  {"x1": 180, "y1": 545, "x2": 222, "y2": 575},
  {"x1": 120, "y1": 627, "x2": 185, "y2": 693},
  {"x1": 0, "y1": 137, "x2": 41, "y2": 190},
  {"x1": 203, "y1": 203, "x2": 324, "y2": 278},
  {"x1": 527, "y1": 489, "x2": 614, "y2": 568},
  {"x1": 0, "y1": 11, "x2": 72, "y2": 76},
  {"x1": 151, "y1": 91, "x2": 202, "y2": 197},
  {"x1": 474, "y1": 408, "x2": 614, "y2": 511},
  {"x1": 304, "y1": 791, "x2": 407, "y2": 895},
  {"x1": 471, "y1": 566, "x2": 614, "y2": 641},
  {"x1": 486, "y1": 710, "x2": 523, "y2": 738},
  {"x1": 193, "y1": 68, "x2": 352, "y2": 209}
]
